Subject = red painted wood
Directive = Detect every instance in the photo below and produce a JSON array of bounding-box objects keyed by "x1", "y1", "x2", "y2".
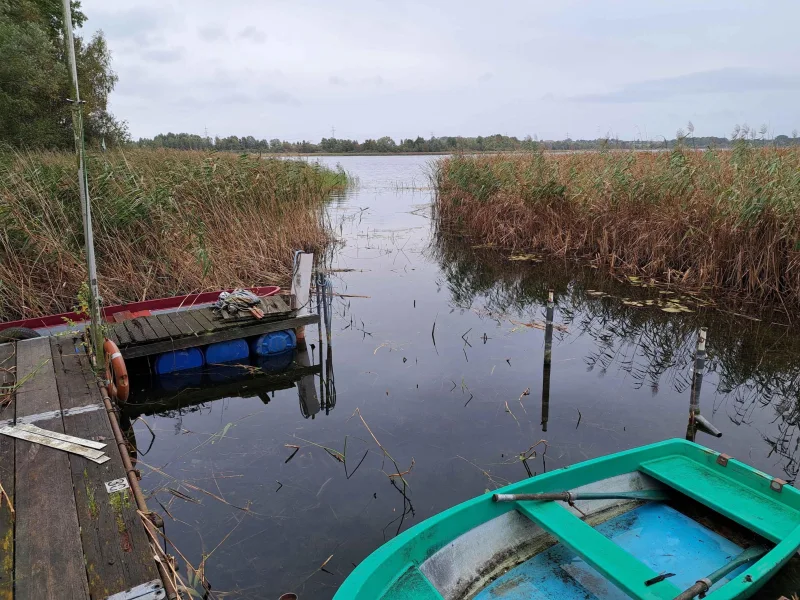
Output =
[{"x1": 0, "y1": 286, "x2": 280, "y2": 332}]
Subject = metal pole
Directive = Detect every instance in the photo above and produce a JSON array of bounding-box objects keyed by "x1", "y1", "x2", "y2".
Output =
[
  {"x1": 686, "y1": 328, "x2": 719, "y2": 440},
  {"x1": 61, "y1": 0, "x2": 103, "y2": 362},
  {"x1": 541, "y1": 290, "x2": 554, "y2": 432}
]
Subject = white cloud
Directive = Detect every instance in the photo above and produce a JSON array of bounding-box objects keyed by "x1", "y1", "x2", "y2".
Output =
[{"x1": 80, "y1": 0, "x2": 800, "y2": 141}]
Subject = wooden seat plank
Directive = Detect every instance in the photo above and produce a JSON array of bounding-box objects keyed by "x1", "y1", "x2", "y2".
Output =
[
  {"x1": 14, "y1": 337, "x2": 90, "y2": 600},
  {"x1": 640, "y1": 455, "x2": 800, "y2": 542},
  {"x1": 0, "y1": 343, "x2": 15, "y2": 598},
  {"x1": 52, "y1": 338, "x2": 159, "y2": 598},
  {"x1": 517, "y1": 500, "x2": 680, "y2": 600}
]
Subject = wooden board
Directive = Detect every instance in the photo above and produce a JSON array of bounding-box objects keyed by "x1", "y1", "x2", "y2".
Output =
[
  {"x1": 272, "y1": 294, "x2": 291, "y2": 313},
  {"x1": 155, "y1": 313, "x2": 182, "y2": 338},
  {"x1": 14, "y1": 337, "x2": 90, "y2": 600},
  {"x1": 122, "y1": 319, "x2": 149, "y2": 344},
  {"x1": 133, "y1": 317, "x2": 159, "y2": 342},
  {"x1": 187, "y1": 308, "x2": 216, "y2": 332},
  {"x1": 52, "y1": 338, "x2": 159, "y2": 598},
  {"x1": 0, "y1": 344, "x2": 15, "y2": 599},
  {"x1": 168, "y1": 312, "x2": 200, "y2": 336},
  {"x1": 181, "y1": 311, "x2": 212, "y2": 334},
  {"x1": 143, "y1": 315, "x2": 171, "y2": 341},
  {"x1": 114, "y1": 322, "x2": 133, "y2": 346},
  {"x1": 120, "y1": 314, "x2": 319, "y2": 359}
]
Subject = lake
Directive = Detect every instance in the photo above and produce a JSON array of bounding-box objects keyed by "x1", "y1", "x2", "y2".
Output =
[{"x1": 125, "y1": 155, "x2": 800, "y2": 599}]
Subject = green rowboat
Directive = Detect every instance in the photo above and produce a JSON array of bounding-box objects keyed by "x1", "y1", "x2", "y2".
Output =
[{"x1": 334, "y1": 439, "x2": 800, "y2": 599}]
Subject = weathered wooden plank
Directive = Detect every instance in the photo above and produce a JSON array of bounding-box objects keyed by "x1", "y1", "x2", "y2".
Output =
[
  {"x1": 155, "y1": 313, "x2": 183, "y2": 338},
  {"x1": 123, "y1": 319, "x2": 148, "y2": 344},
  {"x1": 197, "y1": 307, "x2": 223, "y2": 329},
  {"x1": 186, "y1": 309, "x2": 215, "y2": 332},
  {"x1": 271, "y1": 294, "x2": 291, "y2": 313},
  {"x1": 54, "y1": 344, "x2": 159, "y2": 599},
  {"x1": 0, "y1": 343, "x2": 15, "y2": 599},
  {"x1": 167, "y1": 312, "x2": 196, "y2": 337},
  {"x1": 15, "y1": 337, "x2": 90, "y2": 600},
  {"x1": 132, "y1": 317, "x2": 159, "y2": 342},
  {"x1": 143, "y1": 315, "x2": 171, "y2": 341},
  {"x1": 120, "y1": 313, "x2": 320, "y2": 359},
  {"x1": 106, "y1": 329, "x2": 120, "y2": 346},
  {"x1": 113, "y1": 322, "x2": 133, "y2": 346}
]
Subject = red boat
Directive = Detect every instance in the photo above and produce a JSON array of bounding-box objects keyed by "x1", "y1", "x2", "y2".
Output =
[{"x1": 0, "y1": 286, "x2": 281, "y2": 334}]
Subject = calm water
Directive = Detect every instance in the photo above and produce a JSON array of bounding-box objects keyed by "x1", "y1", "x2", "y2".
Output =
[{"x1": 126, "y1": 155, "x2": 800, "y2": 599}]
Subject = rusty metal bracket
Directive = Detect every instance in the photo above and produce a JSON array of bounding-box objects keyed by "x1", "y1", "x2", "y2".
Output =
[
  {"x1": 716, "y1": 453, "x2": 731, "y2": 467},
  {"x1": 770, "y1": 478, "x2": 786, "y2": 493}
]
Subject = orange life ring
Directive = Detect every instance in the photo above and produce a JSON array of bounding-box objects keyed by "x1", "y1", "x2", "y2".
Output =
[{"x1": 104, "y1": 338, "x2": 129, "y2": 404}]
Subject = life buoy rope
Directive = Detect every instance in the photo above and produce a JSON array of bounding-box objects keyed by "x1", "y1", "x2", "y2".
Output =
[{"x1": 104, "y1": 338, "x2": 129, "y2": 404}]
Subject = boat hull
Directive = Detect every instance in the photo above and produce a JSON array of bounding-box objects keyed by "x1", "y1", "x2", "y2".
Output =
[{"x1": 335, "y1": 439, "x2": 800, "y2": 600}]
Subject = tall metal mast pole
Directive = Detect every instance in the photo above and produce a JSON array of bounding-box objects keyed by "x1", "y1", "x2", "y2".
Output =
[{"x1": 61, "y1": 0, "x2": 104, "y2": 361}]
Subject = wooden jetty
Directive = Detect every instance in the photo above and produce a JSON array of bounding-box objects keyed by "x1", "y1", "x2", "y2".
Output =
[
  {"x1": 0, "y1": 336, "x2": 166, "y2": 600},
  {"x1": 105, "y1": 294, "x2": 319, "y2": 360}
]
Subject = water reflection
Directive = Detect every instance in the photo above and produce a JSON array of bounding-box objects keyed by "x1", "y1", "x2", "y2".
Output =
[{"x1": 432, "y1": 235, "x2": 800, "y2": 483}]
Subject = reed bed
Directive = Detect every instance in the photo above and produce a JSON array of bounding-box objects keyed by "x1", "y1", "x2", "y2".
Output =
[
  {"x1": 0, "y1": 149, "x2": 348, "y2": 320},
  {"x1": 433, "y1": 144, "x2": 800, "y2": 306}
]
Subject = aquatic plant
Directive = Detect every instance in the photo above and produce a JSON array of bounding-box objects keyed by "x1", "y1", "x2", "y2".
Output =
[
  {"x1": 433, "y1": 143, "x2": 800, "y2": 307},
  {"x1": 0, "y1": 149, "x2": 349, "y2": 320}
]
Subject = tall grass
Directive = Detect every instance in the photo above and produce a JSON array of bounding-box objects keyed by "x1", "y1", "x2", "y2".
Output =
[
  {"x1": 0, "y1": 149, "x2": 348, "y2": 320},
  {"x1": 433, "y1": 144, "x2": 800, "y2": 306}
]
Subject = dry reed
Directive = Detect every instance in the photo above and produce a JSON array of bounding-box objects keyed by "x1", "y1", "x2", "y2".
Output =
[
  {"x1": 433, "y1": 143, "x2": 800, "y2": 306},
  {"x1": 0, "y1": 148, "x2": 347, "y2": 320}
]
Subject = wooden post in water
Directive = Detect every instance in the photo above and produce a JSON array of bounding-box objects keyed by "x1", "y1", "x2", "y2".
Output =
[
  {"x1": 686, "y1": 327, "x2": 720, "y2": 440},
  {"x1": 541, "y1": 289, "x2": 554, "y2": 432}
]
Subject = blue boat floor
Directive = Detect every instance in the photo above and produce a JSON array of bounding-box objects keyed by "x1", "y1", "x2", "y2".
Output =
[{"x1": 475, "y1": 503, "x2": 749, "y2": 600}]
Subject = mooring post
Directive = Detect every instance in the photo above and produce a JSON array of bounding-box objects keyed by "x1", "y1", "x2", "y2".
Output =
[
  {"x1": 686, "y1": 327, "x2": 720, "y2": 439},
  {"x1": 291, "y1": 251, "x2": 314, "y2": 345},
  {"x1": 541, "y1": 289, "x2": 554, "y2": 432}
]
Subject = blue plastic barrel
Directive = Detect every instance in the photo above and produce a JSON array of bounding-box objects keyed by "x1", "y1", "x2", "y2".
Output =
[
  {"x1": 250, "y1": 330, "x2": 296, "y2": 356},
  {"x1": 255, "y1": 349, "x2": 295, "y2": 372},
  {"x1": 154, "y1": 348, "x2": 204, "y2": 374},
  {"x1": 205, "y1": 339, "x2": 249, "y2": 364}
]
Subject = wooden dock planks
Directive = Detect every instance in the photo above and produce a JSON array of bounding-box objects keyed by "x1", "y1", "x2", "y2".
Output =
[
  {"x1": 0, "y1": 344, "x2": 15, "y2": 600},
  {"x1": 14, "y1": 337, "x2": 90, "y2": 600},
  {"x1": 51, "y1": 338, "x2": 159, "y2": 599}
]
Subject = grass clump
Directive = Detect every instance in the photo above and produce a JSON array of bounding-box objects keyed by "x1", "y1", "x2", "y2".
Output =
[
  {"x1": 433, "y1": 143, "x2": 800, "y2": 306},
  {"x1": 0, "y1": 149, "x2": 348, "y2": 320}
]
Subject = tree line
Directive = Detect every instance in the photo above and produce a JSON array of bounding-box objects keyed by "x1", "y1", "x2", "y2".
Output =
[
  {"x1": 0, "y1": 0, "x2": 127, "y2": 149},
  {"x1": 134, "y1": 130, "x2": 800, "y2": 154}
]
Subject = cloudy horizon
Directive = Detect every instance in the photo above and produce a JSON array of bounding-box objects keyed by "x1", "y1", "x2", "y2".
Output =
[{"x1": 80, "y1": 0, "x2": 800, "y2": 142}]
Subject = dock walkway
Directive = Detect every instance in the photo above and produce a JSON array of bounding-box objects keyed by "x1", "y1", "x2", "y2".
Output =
[
  {"x1": 0, "y1": 336, "x2": 164, "y2": 600},
  {"x1": 106, "y1": 294, "x2": 319, "y2": 360}
]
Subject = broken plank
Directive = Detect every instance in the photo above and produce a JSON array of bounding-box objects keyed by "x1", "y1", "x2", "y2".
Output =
[
  {"x1": 0, "y1": 343, "x2": 15, "y2": 599},
  {"x1": 15, "y1": 337, "x2": 90, "y2": 600},
  {"x1": 0, "y1": 426, "x2": 108, "y2": 462},
  {"x1": 15, "y1": 423, "x2": 107, "y2": 450},
  {"x1": 54, "y1": 346, "x2": 160, "y2": 599}
]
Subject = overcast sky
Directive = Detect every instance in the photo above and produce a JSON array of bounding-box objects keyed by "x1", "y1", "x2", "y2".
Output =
[{"x1": 80, "y1": 0, "x2": 800, "y2": 142}]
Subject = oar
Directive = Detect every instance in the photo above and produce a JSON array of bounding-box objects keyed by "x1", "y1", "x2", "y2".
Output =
[
  {"x1": 492, "y1": 489, "x2": 670, "y2": 503},
  {"x1": 672, "y1": 545, "x2": 769, "y2": 600}
]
